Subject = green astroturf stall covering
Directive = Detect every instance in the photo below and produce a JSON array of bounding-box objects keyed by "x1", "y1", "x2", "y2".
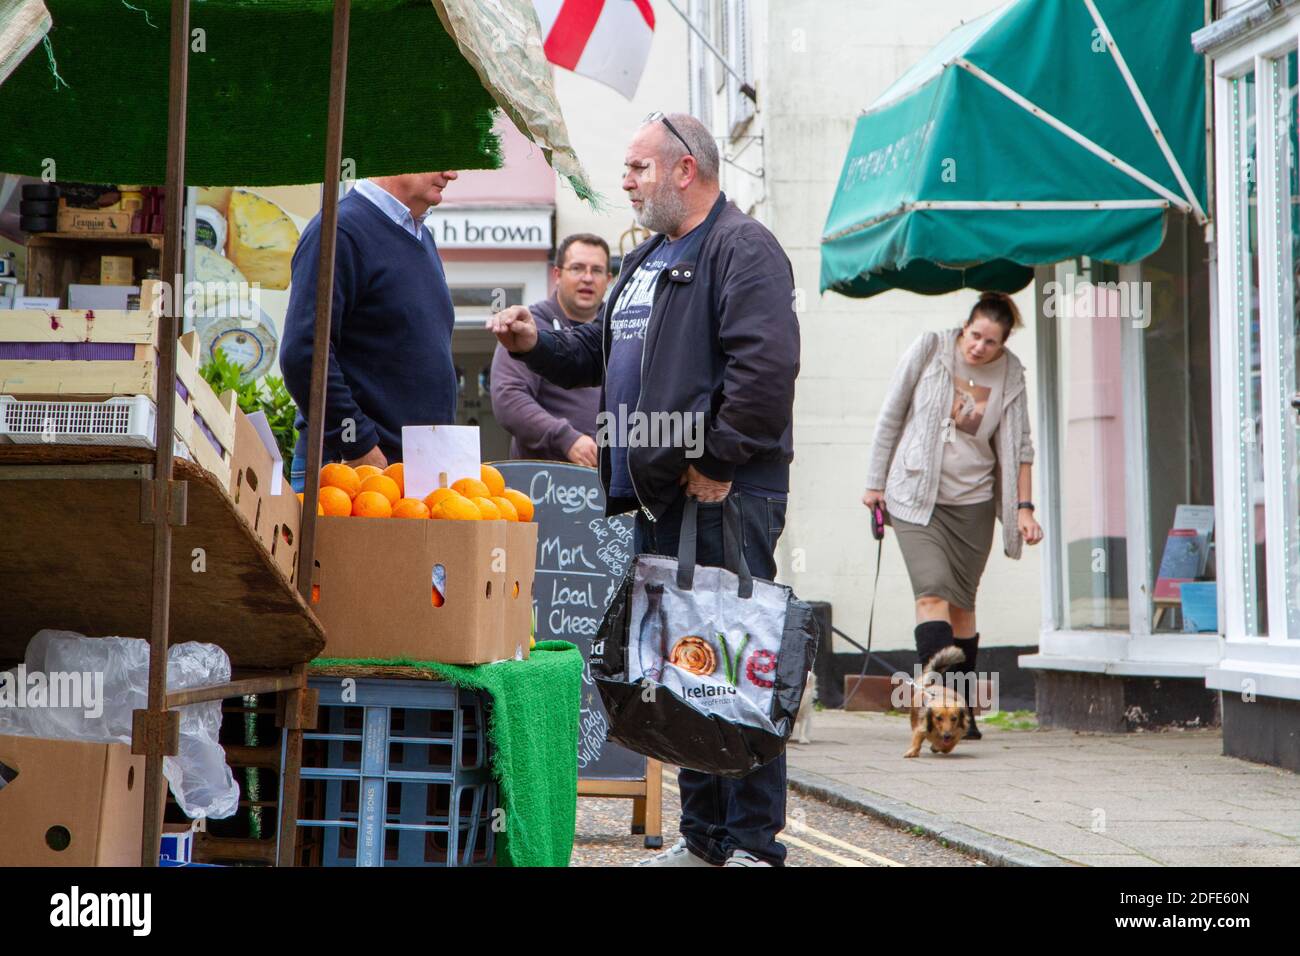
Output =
[
  {"x1": 820, "y1": 0, "x2": 1208, "y2": 299},
  {"x1": 313, "y1": 641, "x2": 584, "y2": 868},
  {"x1": 0, "y1": 0, "x2": 507, "y2": 185}
]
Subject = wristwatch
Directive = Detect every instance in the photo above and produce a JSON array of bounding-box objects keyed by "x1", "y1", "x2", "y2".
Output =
[{"x1": 1017, "y1": 501, "x2": 1035, "y2": 511}]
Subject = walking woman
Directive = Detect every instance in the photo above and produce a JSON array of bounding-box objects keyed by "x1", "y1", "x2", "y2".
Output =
[{"x1": 862, "y1": 292, "x2": 1043, "y2": 738}]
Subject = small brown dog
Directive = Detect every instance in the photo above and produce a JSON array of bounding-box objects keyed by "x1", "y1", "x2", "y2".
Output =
[{"x1": 904, "y1": 646, "x2": 969, "y2": 758}]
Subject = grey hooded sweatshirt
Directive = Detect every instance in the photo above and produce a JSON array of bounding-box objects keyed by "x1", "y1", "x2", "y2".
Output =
[{"x1": 489, "y1": 295, "x2": 602, "y2": 461}]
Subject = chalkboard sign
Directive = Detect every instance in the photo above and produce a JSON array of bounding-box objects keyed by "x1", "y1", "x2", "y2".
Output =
[{"x1": 493, "y1": 461, "x2": 645, "y2": 781}]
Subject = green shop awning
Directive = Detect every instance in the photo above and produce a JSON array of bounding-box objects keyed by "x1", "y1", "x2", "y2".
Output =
[
  {"x1": 0, "y1": 0, "x2": 594, "y2": 195},
  {"x1": 820, "y1": 0, "x2": 1207, "y2": 299}
]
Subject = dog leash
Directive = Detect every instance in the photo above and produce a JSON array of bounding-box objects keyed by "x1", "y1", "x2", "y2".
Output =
[{"x1": 842, "y1": 502, "x2": 886, "y2": 710}]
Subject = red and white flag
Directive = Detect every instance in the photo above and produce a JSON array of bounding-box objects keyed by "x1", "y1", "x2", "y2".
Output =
[{"x1": 534, "y1": 0, "x2": 655, "y2": 100}]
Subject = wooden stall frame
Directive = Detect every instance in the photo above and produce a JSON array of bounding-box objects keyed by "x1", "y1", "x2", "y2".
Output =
[
  {"x1": 132, "y1": 0, "x2": 343, "y2": 866},
  {"x1": 577, "y1": 759, "x2": 664, "y2": 849},
  {"x1": 134, "y1": 0, "x2": 195, "y2": 866},
  {"x1": 279, "y1": 0, "x2": 351, "y2": 869}
]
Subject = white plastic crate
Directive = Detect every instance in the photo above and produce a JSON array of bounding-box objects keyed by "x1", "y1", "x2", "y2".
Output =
[
  {"x1": 0, "y1": 394, "x2": 192, "y2": 460},
  {"x1": 0, "y1": 395, "x2": 156, "y2": 446}
]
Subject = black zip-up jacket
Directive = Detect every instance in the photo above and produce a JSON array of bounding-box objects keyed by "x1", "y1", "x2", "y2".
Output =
[{"x1": 513, "y1": 193, "x2": 799, "y2": 521}]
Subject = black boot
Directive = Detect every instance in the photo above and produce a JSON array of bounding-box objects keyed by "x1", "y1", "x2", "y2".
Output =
[
  {"x1": 953, "y1": 633, "x2": 981, "y2": 740},
  {"x1": 914, "y1": 620, "x2": 954, "y2": 672}
]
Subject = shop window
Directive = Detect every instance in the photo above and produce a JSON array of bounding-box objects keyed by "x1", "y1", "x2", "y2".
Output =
[
  {"x1": 1052, "y1": 259, "x2": 1130, "y2": 630},
  {"x1": 1143, "y1": 216, "x2": 1217, "y2": 632}
]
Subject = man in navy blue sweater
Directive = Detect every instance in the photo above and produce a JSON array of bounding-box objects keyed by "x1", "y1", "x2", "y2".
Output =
[{"x1": 281, "y1": 172, "x2": 460, "y2": 490}]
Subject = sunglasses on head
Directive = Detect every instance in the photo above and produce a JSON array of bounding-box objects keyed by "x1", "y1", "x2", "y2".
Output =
[{"x1": 645, "y1": 111, "x2": 694, "y2": 157}]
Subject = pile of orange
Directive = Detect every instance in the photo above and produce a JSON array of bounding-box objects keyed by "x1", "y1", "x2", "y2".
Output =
[{"x1": 305, "y1": 462, "x2": 535, "y2": 522}]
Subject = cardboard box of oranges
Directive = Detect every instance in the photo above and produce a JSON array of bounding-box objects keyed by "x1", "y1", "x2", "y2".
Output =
[{"x1": 307, "y1": 462, "x2": 538, "y2": 665}]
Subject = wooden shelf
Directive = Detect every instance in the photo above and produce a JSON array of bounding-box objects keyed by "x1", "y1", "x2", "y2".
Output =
[
  {"x1": 28, "y1": 232, "x2": 165, "y2": 250},
  {"x1": 24, "y1": 233, "x2": 165, "y2": 302},
  {"x1": 0, "y1": 444, "x2": 324, "y2": 669}
]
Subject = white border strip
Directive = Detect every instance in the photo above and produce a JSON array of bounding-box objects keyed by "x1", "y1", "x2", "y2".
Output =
[
  {"x1": 954, "y1": 56, "x2": 1193, "y2": 213},
  {"x1": 1083, "y1": 0, "x2": 1208, "y2": 223},
  {"x1": 914, "y1": 200, "x2": 1170, "y2": 210},
  {"x1": 1120, "y1": 261, "x2": 1153, "y2": 638},
  {"x1": 821, "y1": 199, "x2": 1169, "y2": 244}
]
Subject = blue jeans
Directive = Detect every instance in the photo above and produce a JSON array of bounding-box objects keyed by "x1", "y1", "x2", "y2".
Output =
[
  {"x1": 634, "y1": 488, "x2": 789, "y2": 866},
  {"x1": 289, "y1": 448, "x2": 306, "y2": 494}
]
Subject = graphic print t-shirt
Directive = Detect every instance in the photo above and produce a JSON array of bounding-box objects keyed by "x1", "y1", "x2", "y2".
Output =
[
  {"x1": 936, "y1": 350, "x2": 1007, "y2": 506},
  {"x1": 605, "y1": 229, "x2": 702, "y2": 498}
]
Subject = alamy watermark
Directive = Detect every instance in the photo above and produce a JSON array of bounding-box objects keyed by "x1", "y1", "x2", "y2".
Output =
[
  {"x1": 889, "y1": 666, "x2": 999, "y2": 712},
  {"x1": 50, "y1": 887, "x2": 151, "y2": 936},
  {"x1": 1041, "y1": 273, "x2": 1153, "y2": 328},
  {"x1": 0, "y1": 667, "x2": 104, "y2": 719},
  {"x1": 596, "y1": 404, "x2": 705, "y2": 458},
  {"x1": 145, "y1": 274, "x2": 264, "y2": 328}
]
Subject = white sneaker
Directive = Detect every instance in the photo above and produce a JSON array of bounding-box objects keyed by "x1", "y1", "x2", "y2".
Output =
[
  {"x1": 633, "y1": 837, "x2": 718, "y2": 867},
  {"x1": 724, "y1": 849, "x2": 772, "y2": 867}
]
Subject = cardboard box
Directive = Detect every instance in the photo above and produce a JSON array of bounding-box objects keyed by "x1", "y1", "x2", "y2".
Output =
[
  {"x1": 0, "y1": 736, "x2": 149, "y2": 866},
  {"x1": 160, "y1": 823, "x2": 196, "y2": 864},
  {"x1": 229, "y1": 407, "x2": 301, "y2": 582},
  {"x1": 57, "y1": 206, "x2": 133, "y2": 236},
  {"x1": 68, "y1": 283, "x2": 138, "y2": 311},
  {"x1": 312, "y1": 517, "x2": 537, "y2": 664},
  {"x1": 504, "y1": 521, "x2": 537, "y2": 661},
  {"x1": 100, "y1": 255, "x2": 135, "y2": 286}
]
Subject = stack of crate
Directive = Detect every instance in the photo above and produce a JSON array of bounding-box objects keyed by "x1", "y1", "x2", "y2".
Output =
[
  {"x1": 167, "y1": 693, "x2": 282, "y2": 866},
  {"x1": 287, "y1": 676, "x2": 498, "y2": 867},
  {"x1": 0, "y1": 279, "x2": 237, "y2": 489}
]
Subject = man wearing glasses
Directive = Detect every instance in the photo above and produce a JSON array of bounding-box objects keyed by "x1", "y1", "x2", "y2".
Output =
[
  {"x1": 489, "y1": 233, "x2": 610, "y2": 464},
  {"x1": 489, "y1": 112, "x2": 799, "y2": 868}
]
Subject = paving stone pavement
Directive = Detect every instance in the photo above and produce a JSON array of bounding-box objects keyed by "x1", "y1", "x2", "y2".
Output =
[{"x1": 785, "y1": 709, "x2": 1300, "y2": 867}]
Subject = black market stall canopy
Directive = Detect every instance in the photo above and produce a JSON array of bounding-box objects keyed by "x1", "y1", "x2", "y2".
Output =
[
  {"x1": 0, "y1": 0, "x2": 595, "y2": 194},
  {"x1": 820, "y1": 0, "x2": 1208, "y2": 299}
]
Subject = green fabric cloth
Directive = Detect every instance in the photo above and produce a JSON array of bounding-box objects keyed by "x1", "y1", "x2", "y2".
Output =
[
  {"x1": 312, "y1": 640, "x2": 581, "y2": 868},
  {"x1": 0, "y1": 0, "x2": 502, "y2": 185},
  {"x1": 820, "y1": 0, "x2": 1206, "y2": 298}
]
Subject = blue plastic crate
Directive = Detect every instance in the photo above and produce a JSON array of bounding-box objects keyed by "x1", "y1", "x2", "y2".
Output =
[{"x1": 282, "y1": 677, "x2": 497, "y2": 867}]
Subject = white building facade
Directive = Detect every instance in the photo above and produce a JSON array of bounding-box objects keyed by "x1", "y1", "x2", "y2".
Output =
[{"x1": 682, "y1": 0, "x2": 1043, "y2": 680}]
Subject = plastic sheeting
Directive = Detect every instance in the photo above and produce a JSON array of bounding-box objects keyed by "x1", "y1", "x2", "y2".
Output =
[
  {"x1": 433, "y1": 0, "x2": 597, "y2": 202},
  {"x1": 0, "y1": 0, "x2": 48, "y2": 88},
  {"x1": 0, "y1": 630, "x2": 239, "y2": 820}
]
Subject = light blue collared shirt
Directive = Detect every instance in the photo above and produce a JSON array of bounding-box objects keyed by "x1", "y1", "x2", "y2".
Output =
[{"x1": 353, "y1": 179, "x2": 430, "y2": 240}]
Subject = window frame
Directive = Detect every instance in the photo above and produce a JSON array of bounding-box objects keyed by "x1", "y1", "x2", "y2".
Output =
[
  {"x1": 724, "y1": 0, "x2": 754, "y2": 138},
  {"x1": 1213, "y1": 26, "x2": 1300, "y2": 644},
  {"x1": 1036, "y1": 258, "x2": 1148, "y2": 637}
]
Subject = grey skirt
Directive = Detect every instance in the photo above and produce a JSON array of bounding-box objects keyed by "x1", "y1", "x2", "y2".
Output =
[{"x1": 891, "y1": 498, "x2": 996, "y2": 610}]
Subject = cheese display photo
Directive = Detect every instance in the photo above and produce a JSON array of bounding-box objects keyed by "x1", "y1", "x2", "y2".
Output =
[
  {"x1": 193, "y1": 244, "x2": 249, "y2": 311},
  {"x1": 227, "y1": 188, "x2": 299, "y2": 290},
  {"x1": 189, "y1": 184, "x2": 311, "y2": 383}
]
